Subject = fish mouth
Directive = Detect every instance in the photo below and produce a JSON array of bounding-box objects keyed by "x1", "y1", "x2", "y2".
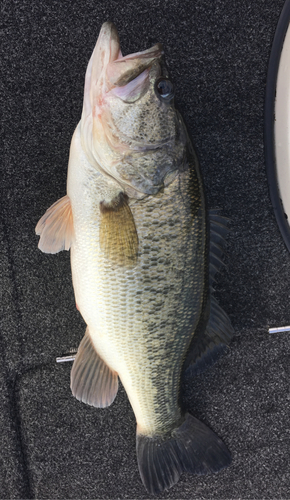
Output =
[
  {"x1": 99, "y1": 22, "x2": 163, "y2": 87},
  {"x1": 82, "y1": 22, "x2": 163, "y2": 115},
  {"x1": 105, "y1": 23, "x2": 163, "y2": 87},
  {"x1": 80, "y1": 23, "x2": 170, "y2": 198}
]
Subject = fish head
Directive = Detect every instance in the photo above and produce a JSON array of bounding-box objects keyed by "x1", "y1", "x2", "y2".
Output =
[{"x1": 80, "y1": 22, "x2": 187, "y2": 198}]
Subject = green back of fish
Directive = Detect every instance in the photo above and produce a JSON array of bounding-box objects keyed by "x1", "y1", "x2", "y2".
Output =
[{"x1": 116, "y1": 141, "x2": 208, "y2": 437}]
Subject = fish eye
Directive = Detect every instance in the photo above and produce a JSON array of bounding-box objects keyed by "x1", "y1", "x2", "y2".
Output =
[{"x1": 155, "y1": 77, "x2": 174, "y2": 102}]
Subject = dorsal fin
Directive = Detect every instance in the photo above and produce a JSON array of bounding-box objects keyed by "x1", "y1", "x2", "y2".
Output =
[
  {"x1": 184, "y1": 295, "x2": 234, "y2": 377},
  {"x1": 71, "y1": 328, "x2": 118, "y2": 408},
  {"x1": 35, "y1": 195, "x2": 74, "y2": 254},
  {"x1": 184, "y1": 210, "x2": 233, "y2": 376},
  {"x1": 209, "y1": 210, "x2": 230, "y2": 288}
]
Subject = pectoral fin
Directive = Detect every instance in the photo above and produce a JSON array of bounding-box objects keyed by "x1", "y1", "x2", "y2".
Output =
[
  {"x1": 99, "y1": 192, "x2": 138, "y2": 266},
  {"x1": 35, "y1": 195, "x2": 74, "y2": 253},
  {"x1": 70, "y1": 328, "x2": 118, "y2": 408}
]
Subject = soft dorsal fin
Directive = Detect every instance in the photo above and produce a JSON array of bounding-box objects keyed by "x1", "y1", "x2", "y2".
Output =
[
  {"x1": 184, "y1": 210, "x2": 233, "y2": 376},
  {"x1": 99, "y1": 192, "x2": 138, "y2": 267},
  {"x1": 70, "y1": 328, "x2": 118, "y2": 408},
  {"x1": 184, "y1": 295, "x2": 234, "y2": 377},
  {"x1": 209, "y1": 210, "x2": 230, "y2": 289},
  {"x1": 35, "y1": 195, "x2": 74, "y2": 254}
]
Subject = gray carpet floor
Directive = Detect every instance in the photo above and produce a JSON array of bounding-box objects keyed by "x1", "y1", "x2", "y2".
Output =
[{"x1": 1, "y1": 0, "x2": 290, "y2": 498}]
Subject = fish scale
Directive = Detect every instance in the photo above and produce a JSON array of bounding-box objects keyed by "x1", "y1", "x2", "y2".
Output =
[{"x1": 68, "y1": 127, "x2": 204, "y2": 438}]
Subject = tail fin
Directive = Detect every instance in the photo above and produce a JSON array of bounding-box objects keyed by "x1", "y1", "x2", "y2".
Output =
[{"x1": 136, "y1": 413, "x2": 231, "y2": 495}]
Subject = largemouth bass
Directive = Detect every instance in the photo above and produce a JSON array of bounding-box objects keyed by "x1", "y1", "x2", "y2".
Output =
[{"x1": 36, "y1": 22, "x2": 233, "y2": 495}]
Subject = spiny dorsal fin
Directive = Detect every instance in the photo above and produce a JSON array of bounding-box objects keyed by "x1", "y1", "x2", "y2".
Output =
[
  {"x1": 209, "y1": 210, "x2": 230, "y2": 288},
  {"x1": 71, "y1": 328, "x2": 118, "y2": 408},
  {"x1": 99, "y1": 192, "x2": 138, "y2": 267},
  {"x1": 35, "y1": 195, "x2": 74, "y2": 254},
  {"x1": 184, "y1": 295, "x2": 234, "y2": 377}
]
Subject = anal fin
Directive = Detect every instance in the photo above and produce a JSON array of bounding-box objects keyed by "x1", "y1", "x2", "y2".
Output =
[
  {"x1": 70, "y1": 328, "x2": 118, "y2": 408},
  {"x1": 35, "y1": 195, "x2": 74, "y2": 253}
]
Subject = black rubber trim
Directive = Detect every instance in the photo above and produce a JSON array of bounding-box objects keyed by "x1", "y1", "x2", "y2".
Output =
[{"x1": 265, "y1": 0, "x2": 290, "y2": 252}]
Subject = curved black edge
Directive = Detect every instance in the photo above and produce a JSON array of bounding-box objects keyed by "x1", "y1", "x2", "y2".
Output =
[{"x1": 264, "y1": 0, "x2": 290, "y2": 253}]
